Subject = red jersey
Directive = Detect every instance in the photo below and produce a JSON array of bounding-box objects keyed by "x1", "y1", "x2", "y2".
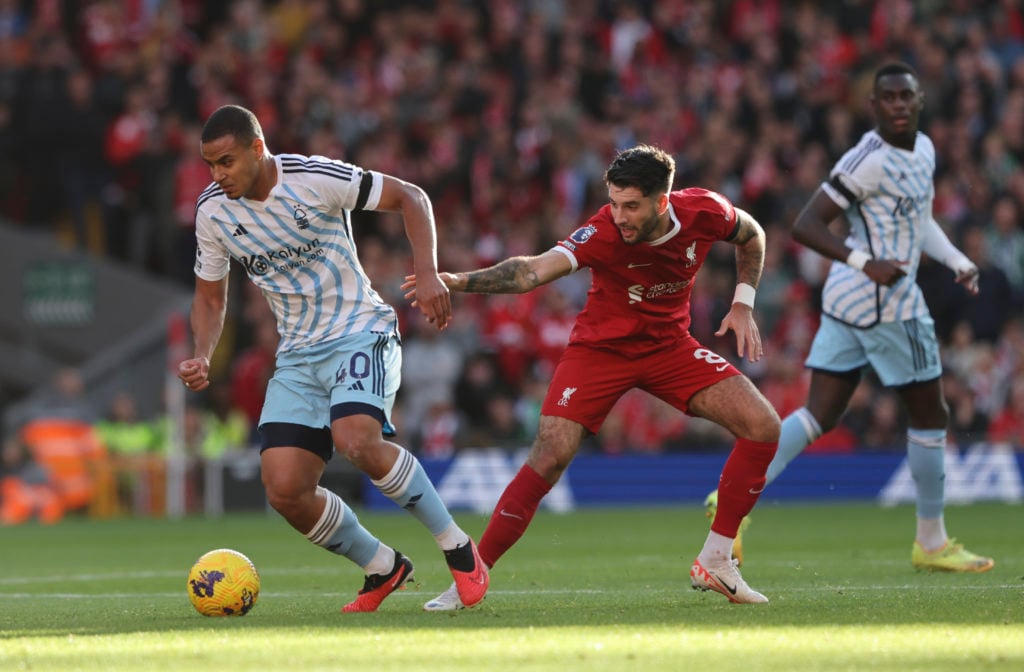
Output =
[{"x1": 554, "y1": 188, "x2": 739, "y2": 355}]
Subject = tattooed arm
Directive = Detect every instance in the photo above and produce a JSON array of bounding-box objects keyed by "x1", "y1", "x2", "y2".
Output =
[
  {"x1": 715, "y1": 207, "x2": 767, "y2": 362},
  {"x1": 730, "y1": 207, "x2": 766, "y2": 290},
  {"x1": 403, "y1": 249, "x2": 573, "y2": 301},
  {"x1": 456, "y1": 250, "x2": 573, "y2": 293}
]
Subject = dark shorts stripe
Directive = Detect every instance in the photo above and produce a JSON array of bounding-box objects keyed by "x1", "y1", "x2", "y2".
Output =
[
  {"x1": 373, "y1": 333, "x2": 386, "y2": 397},
  {"x1": 259, "y1": 422, "x2": 333, "y2": 462},
  {"x1": 330, "y1": 401, "x2": 385, "y2": 428},
  {"x1": 903, "y1": 320, "x2": 925, "y2": 371}
]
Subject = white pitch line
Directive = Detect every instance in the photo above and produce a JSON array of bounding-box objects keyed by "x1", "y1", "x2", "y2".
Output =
[
  {"x1": 0, "y1": 558, "x2": 964, "y2": 586},
  {"x1": 0, "y1": 585, "x2": 1018, "y2": 601},
  {"x1": 0, "y1": 567, "x2": 347, "y2": 586},
  {"x1": 0, "y1": 589, "x2": 605, "y2": 600}
]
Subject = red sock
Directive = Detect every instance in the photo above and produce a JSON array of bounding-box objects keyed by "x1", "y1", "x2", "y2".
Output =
[
  {"x1": 478, "y1": 464, "x2": 552, "y2": 568},
  {"x1": 711, "y1": 438, "x2": 777, "y2": 538}
]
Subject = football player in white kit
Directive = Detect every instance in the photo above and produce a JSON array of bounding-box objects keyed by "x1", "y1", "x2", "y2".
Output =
[
  {"x1": 178, "y1": 105, "x2": 489, "y2": 611},
  {"x1": 754, "y1": 63, "x2": 993, "y2": 572}
]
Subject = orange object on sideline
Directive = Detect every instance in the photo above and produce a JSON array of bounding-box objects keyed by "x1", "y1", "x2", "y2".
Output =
[
  {"x1": 20, "y1": 419, "x2": 106, "y2": 511},
  {"x1": 0, "y1": 476, "x2": 63, "y2": 524}
]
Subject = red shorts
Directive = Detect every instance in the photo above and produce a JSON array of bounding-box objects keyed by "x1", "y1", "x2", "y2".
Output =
[{"x1": 541, "y1": 338, "x2": 740, "y2": 434}]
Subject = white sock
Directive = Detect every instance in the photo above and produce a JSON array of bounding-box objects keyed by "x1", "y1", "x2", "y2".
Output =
[
  {"x1": 434, "y1": 520, "x2": 470, "y2": 551},
  {"x1": 916, "y1": 516, "x2": 948, "y2": 552},
  {"x1": 363, "y1": 544, "x2": 396, "y2": 576},
  {"x1": 698, "y1": 530, "x2": 734, "y2": 566}
]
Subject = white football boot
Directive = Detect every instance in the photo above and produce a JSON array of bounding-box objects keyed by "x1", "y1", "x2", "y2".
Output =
[
  {"x1": 423, "y1": 581, "x2": 464, "y2": 612},
  {"x1": 690, "y1": 557, "x2": 768, "y2": 604}
]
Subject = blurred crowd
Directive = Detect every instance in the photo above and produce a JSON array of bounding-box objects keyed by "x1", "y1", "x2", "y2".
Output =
[{"x1": 1, "y1": 0, "x2": 1023, "y2": 483}]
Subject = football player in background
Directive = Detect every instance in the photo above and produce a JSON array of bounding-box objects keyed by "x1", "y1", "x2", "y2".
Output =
[{"x1": 743, "y1": 62, "x2": 993, "y2": 573}]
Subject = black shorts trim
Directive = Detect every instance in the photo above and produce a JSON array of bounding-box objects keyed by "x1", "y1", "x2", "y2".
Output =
[
  {"x1": 330, "y1": 402, "x2": 393, "y2": 435},
  {"x1": 259, "y1": 422, "x2": 333, "y2": 462},
  {"x1": 807, "y1": 366, "x2": 862, "y2": 382}
]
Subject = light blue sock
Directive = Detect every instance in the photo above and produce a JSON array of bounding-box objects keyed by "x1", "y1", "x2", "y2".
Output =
[
  {"x1": 765, "y1": 408, "x2": 822, "y2": 485},
  {"x1": 305, "y1": 487, "x2": 380, "y2": 567},
  {"x1": 907, "y1": 428, "x2": 947, "y2": 519},
  {"x1": 373, "y1": 447, "x2": 454, "y2": 538}
]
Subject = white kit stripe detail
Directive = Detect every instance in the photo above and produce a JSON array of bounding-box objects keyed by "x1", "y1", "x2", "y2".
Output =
[
  {"x1": 820, "y1": 130, "x2": 935, "y2": 327},
  {"x1": 194, "y1": 154, "x2": 395, "y2": 353}
]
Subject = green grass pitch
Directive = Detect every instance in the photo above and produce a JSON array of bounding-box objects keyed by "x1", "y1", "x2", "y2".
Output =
[{"x1": 1, "y1": 501, "x2": 1021, "y2": 671}]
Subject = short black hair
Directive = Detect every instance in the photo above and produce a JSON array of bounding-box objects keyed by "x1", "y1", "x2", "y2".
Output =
[
  {"x1": 201, "y1": 105, "x2": 264, "y2": 144},
  {"x1": 604, "y1": 144, "x2": 675, "y2": 197},
  {"x1": 874, "y1": 62, "x2": 918, "y2": 86}
]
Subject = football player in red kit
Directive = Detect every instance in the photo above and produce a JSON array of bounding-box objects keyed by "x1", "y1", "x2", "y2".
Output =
[{"x1": 404, "y1": 144, "x2": 780, "y2": 607}]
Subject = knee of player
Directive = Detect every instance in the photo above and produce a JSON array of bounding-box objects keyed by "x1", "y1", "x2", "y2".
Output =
[
  {"x1": 528, "y1": 417, "x2": 584, "y2": 483},
  {"x1": 741, "y1": 403, "x2": 782, "y2": 443},
  {"x1": 262, "y1": 477, "x2": 311, "y2": 516},
  {"x1": 525, "y1": 448, "x2": 571, "y2": 484},
  {"x1": 333, "y1": 437, "x2": 369, "y2": 463},
  {"x1": 330, "y1": 426, "x2": 384, "y2": 467}
]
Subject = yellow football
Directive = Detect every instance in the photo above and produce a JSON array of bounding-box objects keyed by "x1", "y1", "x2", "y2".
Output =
[{"x1": 187, "y1": 548, "x2": 260, "y2": 617}]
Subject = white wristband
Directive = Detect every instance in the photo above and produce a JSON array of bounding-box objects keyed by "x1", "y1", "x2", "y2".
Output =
[
  {"x1": 845, "y1": 249, "x2": 871, "y2": 271},
  {"x1": 732, "y1": 282, "x2": 756, "y2": 308}
]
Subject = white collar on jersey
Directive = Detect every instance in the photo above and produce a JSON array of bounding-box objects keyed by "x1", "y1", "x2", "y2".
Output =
[{"x1": 651, "y1": 207, "x2": 683, "y2": 246}]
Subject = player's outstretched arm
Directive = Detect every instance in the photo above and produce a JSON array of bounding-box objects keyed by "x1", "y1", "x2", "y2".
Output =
[
  {"x1": 402, "y1": 250, "x2": 573, "y2": 302},
  {"x1": 180, "y1": 276, "x2": 228, "y2": 392}
]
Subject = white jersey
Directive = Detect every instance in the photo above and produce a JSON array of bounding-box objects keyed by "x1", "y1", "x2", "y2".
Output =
[
  {"x1": 819, "y1": 130, "x2": 935, "y2": 328},
  {"x1": 194, "y1": 153, "x2": 396, "y2": 353}
]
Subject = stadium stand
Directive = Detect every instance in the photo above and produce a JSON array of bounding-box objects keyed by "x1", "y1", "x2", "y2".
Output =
[{"x1": 0, "y1": 1, "x2": 1021, "y2": 516}]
